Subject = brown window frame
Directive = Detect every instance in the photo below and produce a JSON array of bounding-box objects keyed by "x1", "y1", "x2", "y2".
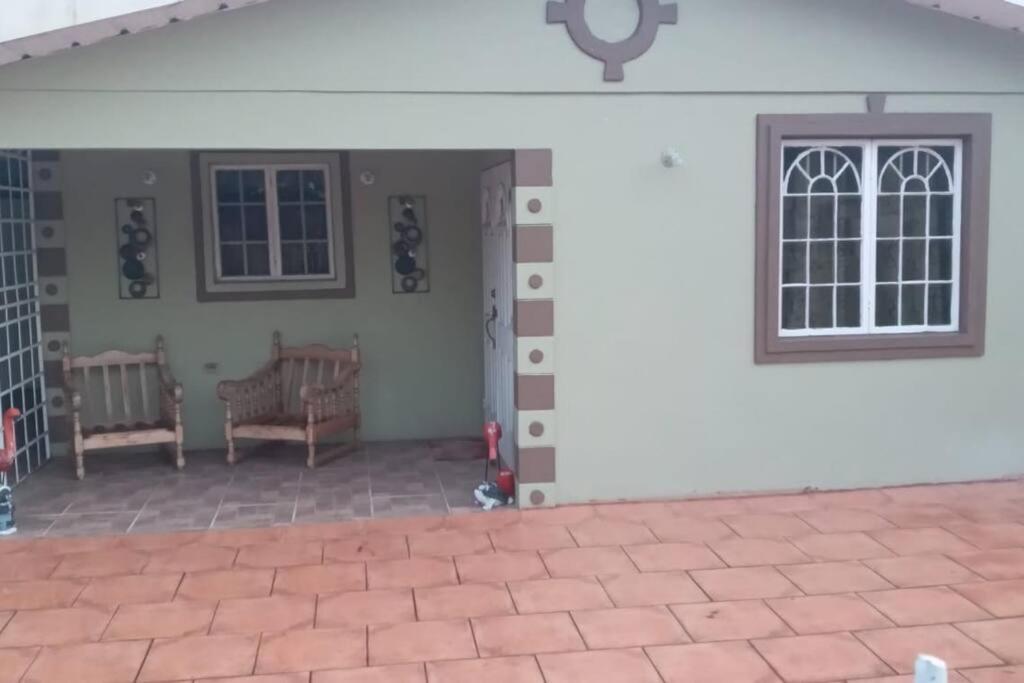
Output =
[{"x1": 755, "y1": 113, "x2": 991, "y2": 364}]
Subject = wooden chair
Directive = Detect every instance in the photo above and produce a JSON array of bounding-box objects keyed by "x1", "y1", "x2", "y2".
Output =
[
  {"x1": 217, "y1": 332, "x2": 361, "y2": 468},
  {"x1": 62, "y1": 336, "x2": 184, "y2": 480}
]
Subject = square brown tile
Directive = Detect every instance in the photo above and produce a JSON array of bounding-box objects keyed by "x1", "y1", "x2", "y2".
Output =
[
  {"x1": 103, "y1": 599, "x2": 216, "y2": 640},
  {"x1": 765, "y1": 594, "x2": 893, "y2": 634},
  {"x1": 212, "y1": 594, "x2": 316, "y2": 634},
  {"x1": 957, "y1": 617, "x2": 1024, "y2": 664},
  {"x1": 454, "y1": 551, "x2": 548, "y2": 584},
  {"x1": 366, "y1": 557, "x2": 457, "y2": 590},
  {"x1": 753, "y1": 633, "x2": 893, "y2": 681},
  {"x1": 508, "y1": 577, "x2": 612, "y2": 613},
  {"x1": 780, "y1": 561, "x2": 894, "y2": 594},
  {"x1": 317, "y1": 588, "x2": 415, "y2": 628},
  {"x1": 256, "y1": 627, "x2": 367, "y2": 674},
  {"x1": 870, "y1": 528, "x2": 978, "y2": 556},
  {"x1": 273, "y1": 563, "x2": 366, "y2": 595},
  {"x1": 571, "y1": 605, "x2": 689, "y2": 648},
  {"x1": 856, "y1": 624, "x2": 1004, "y2": 673},
  {"x1": 75, "y1": 572, "x2": 183, "y2": 609},
  {"x1": 236, "y1": 541, "x2": 324, "y2": 569},
  {"x1": 314, "y1": 664, "x2": 425, "y2": 682},
  {"x1": 646, "y1": 641, "x2": 781, "y2": 683},
  {"x1": 0, "y1": 578, "x2": 86, "y2": 610},
  {"x1": 540, "y1": 545, "x2": 638, "y2": 577},
  {"x1": 798, "y1": 508, "x2": 895, "y2": 533},
  {"x1": 145, "y1": 544, "x2": 238, "y2": 573},
  {"x1": 471, "y1": 612, "x2": 585, "y2": 657},
  {"x1": 623, "y1": 542, "x2": 724, "y2": 571},
  {"x1": 790, "y1": 532, "x2": 894, "y2": 561},
  {"x1": 944, "y1": 522, "x2": 1024, "y2": 550},
  {"x1": 645, "y1": 516, "x2": 737, "y2": 543},
  {"x1": 51, "y1": 548, "x2": 149, "y2": 579},
  {"x1": 137, "y1": 633, "x2": 260, "y2": 681},
  {"x1": 368, "y1": 619, "x2": 476, "y2": 665},
  {"x1": 178, "y1": 567, "x2": 275, "y2": 601},
  {"x1": 407, "y1": 530, "x2": 492, "y2": 557},
  {"x1": 953, "y1": 579, "x2": 1024, "y2": 618},
  {"x1": 723, "y1": 513, "x2": 815, "y2": 539},
  {"x1": 690, "y1": 566, "x2": 801, "y2": 601},
  {"x1": 489, "y1": 524, "x2": 576, "y2": 552},
  {"x1": 0, "y1": 605, "x2": 112, "y2": 647},
  {"x1": 0, "y1": 647, "x2": 39, "y2": 683},
  {"x1": 671, "y1": 600, "x2": 793, "y2": 642},
  {"x1": 414, "y1": 582, "x2": 514, "y2": 620},
  {"x1": 600, "y1": 570, "x2": 708, "y2": 607},
  {"x1": 952, "y1": 549, "x2": 1024, "y2": 580},
  {"x1": 709, "y1": 538, "x2": 809, "y2": 567},
  {"x1": 425, "y1": 656, "x2": 542, "y2": 683},
  {"x1": 567, "y1": 518, "x2": 656, "y2": 546},
  {"x1": 538, "y1": 648, "x2": 662, "y2": 683},
  {"x1": 861, "y1": 586, "x2": 992, "y2": 625},
  {"x1": 865, "y1": 555, "x2": 981, "y2": 587},
  {"x1": 23, "y1": 640, "x2": 149, "y2": 683},
  {"x1": 324, "y1": 535, "x2": 409, "y2": 563}
]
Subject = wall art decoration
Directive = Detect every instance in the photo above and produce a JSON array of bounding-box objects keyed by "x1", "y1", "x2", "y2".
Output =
[
  {"x1": 389, "y1": 195, "x2": 429, "y2": 294},
  {"x1": 547, "y1": 0, "x2": 678, "y2": 82},
  {"x1": 115, "y1": 197, "x2": 160, "y2": 299}
]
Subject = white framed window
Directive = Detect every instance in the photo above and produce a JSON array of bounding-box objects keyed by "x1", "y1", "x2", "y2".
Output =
[
  {"x1": 193, "y1": 152, "x2": 353, "y2": 302},
  {"x1": 779, "y1": 139, "x2": 962, "y2": 337},
  {"x1": 212, "y1": 164, "x2": 335, "y2": 281}
]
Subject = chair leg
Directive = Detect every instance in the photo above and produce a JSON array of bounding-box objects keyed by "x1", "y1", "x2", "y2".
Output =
[
  {"x1": 226, "y1": 434, "x2": 237, "y2": 465},
  {"x1": 175, "y1": 442, "x2": 185, "y2": 470},
  {"x1": 306, "y1": 439, "x2": 316, "y2": 469},
  {"x1": 74, "y1": 448, "x2": 85, "y2": 481}
]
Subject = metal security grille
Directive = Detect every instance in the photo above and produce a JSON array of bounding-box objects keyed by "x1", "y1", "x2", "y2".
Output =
[{"x1": 0, "y1": 151, "x2": 49, "y2": 483}]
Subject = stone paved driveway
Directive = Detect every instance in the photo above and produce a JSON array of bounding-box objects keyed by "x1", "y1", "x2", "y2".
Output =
[{"x1": 0, "y1": 479, "x2": 1022, "y2": 682}]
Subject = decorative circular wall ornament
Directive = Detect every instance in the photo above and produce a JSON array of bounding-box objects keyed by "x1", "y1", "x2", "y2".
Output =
[
  {"x1": 527, "y1": 198, "x2": 543, "y2": 214},
  {"x1": 530, "y1": 490, "x2": 546, "y2": 505},
  {"x1": 44, "y1": 284, "x2": 58, "y2": 296},
  {"x1": 547, "y1": 0, "x2": 678, "y2": 82},
  {"x1": 529, "y1": 349, "x2": 545, "y2": 364},
  {"x1": 41, "y1": 225, "x2": 55, "y2": 239},
  {"x1": 528, "y1": 274, "x2": 544, "y2": 290},
  {"x1": 529, "y1": 421, "x2": 545, "y2": 437}
]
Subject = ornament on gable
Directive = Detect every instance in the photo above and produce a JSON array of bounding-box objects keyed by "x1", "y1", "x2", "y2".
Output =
[{"x1": 546, "y1": 0, "x2": 678, "y2": 82}]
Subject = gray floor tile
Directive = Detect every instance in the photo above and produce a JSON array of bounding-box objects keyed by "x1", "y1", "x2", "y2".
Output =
[{"x1": 213, "y1": 503, "x2": 297, "y2": 529}]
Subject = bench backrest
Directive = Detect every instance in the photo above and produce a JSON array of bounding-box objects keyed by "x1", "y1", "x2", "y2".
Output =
[
  {"x1": 62, "y1": 338, "x2": 166, "y2": 429},
  {"x1": 272, "y1": 331, "x2": 359, "y2": 415}
]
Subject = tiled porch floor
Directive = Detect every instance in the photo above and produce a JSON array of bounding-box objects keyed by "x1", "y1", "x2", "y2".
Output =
[
  {"x1": 10, "y1": 440, "x2": 487, "y2": 537},
  {"x1": 0, "y1": 480, "x2": 1022, "y2": 681}
]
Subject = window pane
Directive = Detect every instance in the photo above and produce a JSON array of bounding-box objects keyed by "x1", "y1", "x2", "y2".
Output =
[
  {"x1": 877, "y1": 196, "x2": 900, "y2": 238},
  {"x1": 809, "y1": 196, "x2": 834, "y2": 239},
  {"x1": 215, "y1": 170, "x2": 240, "y2": 203},
  {"x1": 242, "y1": 170, "x2": 265, "y2": 202},
  {"x1": 901, "y1": 284, "x2": 925, "y2": 325},
  {"x1": 929, "y1": 239, "x2": 953, "y2": 281},
  {"x1": 279, "y1": 205, "x2": 303, "y2": 240},
  {"x1": 782, "y1": 197, "x2": 808, "y2": 239},
  {"x1": 928, "y1": 283, "x2": 953, "y2": 325},
  {"x1": 781, "y1": 288, "x2": 806, "y2": 330},
  {"x1": 808, "y1": 287, "x2": 833, "y2": 328},
  {"x1": 243, "y1": 205, "x2": 268, "y2": 241},
  {"x1": 306, "y1": 243, "x2": 330, "y2": 275},
  {"x1": 218, "y1": 206, "x2": 243, "y2": 241},
  {"x1": 302, "y1": 170, "x2": 326, "y2": 201},
  {"x1": 809, "y1": 242, "x2": 834, "y2": 284},
  {"x1": 277, "y1": 170, "x2": 300, "y2": 202},
  {"x1": 221, "y1": 245, "x2": 244, "y2": 276},
  {"x1": 246, "y1": 244, "x2": 270, "y2": 276},
  {"x1": 837, "y1": 197, "x2": 860, "y2": 238},
  {"x1": 836, "y1": 286, "x2": 860, "y2": 327},
  {"x1": 281, "y1": 243, "x2": 305, "y2": 275},
  {"x1": 876, "y1": 240, "x2": 899, "y2": 283},
  {"x1": 876, "y1": 284, "x2": 899, "y2": 327},
  {"x1": 902, "y1": 239, "x2": 926, "y2": 281},
  {"x1": 837, "y1": 241, "x2": 860, "y2": 283},
  {"x1": 304, "y1": 204, "x2": 328, "y2": 240},
  {"x1": 929, "y1": 195, "x2": 954, "y2": 236},
  {"x1": 903, "y1": 195, "x2": 926, "y2": 237},
  {"x1": 782, "y1": 243, "x2": 806, "y2": 284}
]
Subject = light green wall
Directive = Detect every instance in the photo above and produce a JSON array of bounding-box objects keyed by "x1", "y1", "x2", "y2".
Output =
[
  {"x1": 62, "y1": 150, "x2": 485, "y2": 448},
  {"x1": 2, "y1": 0, "x2": 1023, "y2": 501}
]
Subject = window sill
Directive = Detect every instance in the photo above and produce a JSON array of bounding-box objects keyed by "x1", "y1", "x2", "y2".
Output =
[{"x1": 756, "y1": 329, "x2": 983, "y2": 364}]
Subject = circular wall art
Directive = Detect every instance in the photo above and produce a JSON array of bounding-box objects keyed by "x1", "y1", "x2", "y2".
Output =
[
  {"x1": 115, "y1": 197, "x2": 160, "y2": 299},
  {"x1": 389, "y1": 195, "x2": 430, "y2": 294}
]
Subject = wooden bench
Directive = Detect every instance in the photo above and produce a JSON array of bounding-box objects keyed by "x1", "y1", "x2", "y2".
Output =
[
  {"x1": 62, "y1": 336, "x2": 185, "y2": 480},
  {"x1": 217, "y1": 332, "x2": 361, "y2": 468}
]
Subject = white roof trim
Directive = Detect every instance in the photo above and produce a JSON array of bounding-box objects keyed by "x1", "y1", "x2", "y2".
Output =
[
  {"x1": 902, "y1": 0, "x2": 1024, "y2": 33},
  {"x1": 0, "y1": 0, "x2": 273, "y2": 67},
  {"x1": 0, "y1": 0, "x2": 1020, "y2": 70}
]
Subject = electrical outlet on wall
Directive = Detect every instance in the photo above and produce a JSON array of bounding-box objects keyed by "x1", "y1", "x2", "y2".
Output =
[{"x1": 203, "y1": 362, "x2": 219, "y2": 374}]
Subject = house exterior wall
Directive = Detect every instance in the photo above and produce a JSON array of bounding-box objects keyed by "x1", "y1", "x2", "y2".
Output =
[
  {"x1": 0, "y1": 0, "x2": 1022, "y2": 502},
  {"x1": 60, "y1": 150, "x2": 485, "y2": 448}
]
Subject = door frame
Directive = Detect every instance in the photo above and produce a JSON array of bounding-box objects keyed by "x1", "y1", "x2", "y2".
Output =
[{"x1": 508, "y1": 149, "x2": 557, "y2": 508}]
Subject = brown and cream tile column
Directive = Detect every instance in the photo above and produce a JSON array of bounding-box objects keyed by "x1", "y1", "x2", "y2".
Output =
[
  {"x1": 512, "y1": 150, "x2": 557, "y2": 508},
  {"x1": 31, "y1": 151, "x2": 71, "y2": 458}
]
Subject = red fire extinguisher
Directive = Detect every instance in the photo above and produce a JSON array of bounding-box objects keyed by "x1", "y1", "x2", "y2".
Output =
[{"x1": 483, "y1": 421, "x2": 515, "y2": 498}]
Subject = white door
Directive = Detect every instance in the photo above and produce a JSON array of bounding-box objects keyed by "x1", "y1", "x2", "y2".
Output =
[{"x1": 480, "y1": 162, "x2": 516, "y2": 467}]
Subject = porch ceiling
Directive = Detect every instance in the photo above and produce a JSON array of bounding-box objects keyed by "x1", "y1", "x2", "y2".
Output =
[{"x1": 0, "y1": 0, "x2": 1021, "y2": 70}]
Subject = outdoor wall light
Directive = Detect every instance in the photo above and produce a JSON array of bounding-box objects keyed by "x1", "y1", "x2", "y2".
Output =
[
  {"x1": 141, "y1": 170, "x2": 157, "y2": 185},
  {"x1": 359, "y1": 170, "x2": 376, "y2": 186},
  {"x1": 661, "y1": 148, "x2": 683, "y2": 168}
]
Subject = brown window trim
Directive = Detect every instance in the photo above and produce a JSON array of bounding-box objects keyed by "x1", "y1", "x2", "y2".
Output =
[
  {"x1": 754, "y1": 113, "x2": 991, "y2": 364},
  {"x1": 191, "y1": 151, "x2": 355, "y2": 302}
]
